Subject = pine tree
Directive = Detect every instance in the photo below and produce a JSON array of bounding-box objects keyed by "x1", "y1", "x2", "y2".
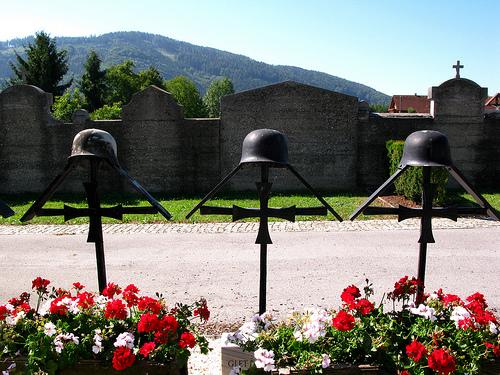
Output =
[
  {"x1": 80, "y1": 50, "x2": 106, "y2": 112},
  {"x1": 9, "y1": 31, "x2": 71, "y2": 96}
]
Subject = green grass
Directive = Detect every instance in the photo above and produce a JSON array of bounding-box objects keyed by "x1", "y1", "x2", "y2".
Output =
[{"x1": 1, "y1": 190, "x2": 498, "y2": 225}]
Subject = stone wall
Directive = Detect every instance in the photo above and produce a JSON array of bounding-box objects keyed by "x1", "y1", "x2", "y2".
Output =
[{"x1": 0, "y1": 78, "x2": 498, "y2": 198}]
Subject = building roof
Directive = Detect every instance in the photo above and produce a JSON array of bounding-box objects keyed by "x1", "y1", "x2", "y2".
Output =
[
  {"x1": 485, "y1": 93, "x2": 500, "y2": 107},
  {"x1": 388, "y1": 95, "x2": 430, "y2": 113}
]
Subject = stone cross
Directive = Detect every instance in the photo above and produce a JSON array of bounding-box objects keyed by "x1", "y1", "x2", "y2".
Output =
[{"x1": 453, "y1": 60, "x2": 464, "y2": 78}]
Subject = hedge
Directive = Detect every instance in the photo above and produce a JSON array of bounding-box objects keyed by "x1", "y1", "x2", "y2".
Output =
[{"x1": 386, "y1": 140, "x2": 448, "y2": 204}]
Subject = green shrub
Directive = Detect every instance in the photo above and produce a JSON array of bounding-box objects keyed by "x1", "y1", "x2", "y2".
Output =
[
  {"x1": 386, "y1": 140, "x2": 448, "y2": 204},
  {"x1": 52, "y1": 88, "x2": 87, "y2": 122},
  {"x1": 90, "y1": 102, "x2": 122, "y2": 120}
]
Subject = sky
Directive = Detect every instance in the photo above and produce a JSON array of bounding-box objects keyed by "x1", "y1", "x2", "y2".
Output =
[{"x1": 1, "y1": 0, "x2": 498, "y2": 95}]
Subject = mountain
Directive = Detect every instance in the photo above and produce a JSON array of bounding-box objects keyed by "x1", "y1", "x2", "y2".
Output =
[{"x1": 0, "y1": 31, "x2": 390, "y2": 104}]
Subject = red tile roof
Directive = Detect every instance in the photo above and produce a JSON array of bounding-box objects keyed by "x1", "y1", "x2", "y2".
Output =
[
  {"x1": 388, "y1": 95, "x2": 430, "y2": 113},
  {"x1": 485, "y1": 93, "x2": 500, "y2": 107}
]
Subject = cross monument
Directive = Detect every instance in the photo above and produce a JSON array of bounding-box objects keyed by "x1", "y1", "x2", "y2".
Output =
[{"x1": 453, "y1": 60, "x2": 464, "y2": 78}]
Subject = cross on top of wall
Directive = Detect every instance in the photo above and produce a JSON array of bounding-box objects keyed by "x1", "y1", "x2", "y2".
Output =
[{"x1": 453, "y1": 60, "x2": 464, "y2": 78}]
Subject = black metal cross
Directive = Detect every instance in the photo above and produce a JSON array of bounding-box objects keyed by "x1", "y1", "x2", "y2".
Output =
[
  {"x1": 21, "y1": 159, "x2": 165, "y2": 292},
  {"x1": 453, "y1": 60, "x2": 464, "y2": 78},
  {"x1": 192, "y1": 165, "x2": 329, "y2": 314}
]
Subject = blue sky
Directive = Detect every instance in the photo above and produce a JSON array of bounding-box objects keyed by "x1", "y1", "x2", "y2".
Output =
[{"x1": 1, "y1": 0, "x2": 498, "y2": 95}]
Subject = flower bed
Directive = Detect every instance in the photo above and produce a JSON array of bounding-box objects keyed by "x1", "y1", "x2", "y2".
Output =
[
  {"x1": 228, "y1": 277, "x2": 499, "y2": 374},
  {"x1": 0, "y1": 278, "x2": 210, "y2": 374}
]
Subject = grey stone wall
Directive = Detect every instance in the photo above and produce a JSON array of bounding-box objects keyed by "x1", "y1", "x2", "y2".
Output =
[
  {"x1": 0, "y1": 79, "x2": 498, "y2": 199},
  {"x1": 220, "y1": 81, "x2": 359, "y2": 191}
]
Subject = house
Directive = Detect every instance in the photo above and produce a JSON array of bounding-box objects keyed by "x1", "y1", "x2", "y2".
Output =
[
  {"x1": 388, "y1": 95, "x2": 430, "y2": 113},
  {"x1": 485, "y1": 93, "x2": 500, "y2": 114}
]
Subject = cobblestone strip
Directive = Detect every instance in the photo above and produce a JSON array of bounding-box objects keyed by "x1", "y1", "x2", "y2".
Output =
[{"x1": 0, "y1": 218, "x2": 498, "y2": 236}]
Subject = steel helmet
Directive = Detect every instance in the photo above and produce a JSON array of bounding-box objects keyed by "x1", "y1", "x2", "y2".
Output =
[
  {"x1": 239, "y1": 129, "x2": 289, "y2": 166},
  {"x1": 400, "y1": 130, "x2": 453, "y2": 167},
  {"x1": 69, "y1": 129, "x2": 119, "y2": 166}
]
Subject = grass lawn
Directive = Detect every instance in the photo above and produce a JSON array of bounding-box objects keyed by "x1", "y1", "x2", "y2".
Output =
[{"x1": 1, "y1": 190, "x2": 499, "y2": 225}]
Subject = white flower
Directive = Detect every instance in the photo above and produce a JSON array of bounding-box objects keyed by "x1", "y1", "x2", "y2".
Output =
[
  {"x1": 293, "y1": 309, "x2": 331, "y2": 343},
  {"x1": 38, "y1": 299, "x2": 52, "y2": 316},
  {"x1": 489, "y1": 322, "x2": 498, "y2": 335},
  {"x1": 410, "y1": 304, "x2": 437, "y2": 322},
  {"x1": 254, "y1": 348, "x2": 275, "y2": 372},
  {"x1": 321, "y1": 354, "x2": 331, "y2": 368},
  {"x1": 94, "y1": 295, "x2": 109, "y2": 309},
  {"x1": 92, "y1": 329, "x2": 104, "y2": 354},
  {"x1": 229, "y1": 366, "x2": 241, "y2": 375},
  {"x1": 450, "y1": 306, "x2": 471, "y2": 327},
  {"x1": 44, "y1": 322, "x2": 57, "y2": 337},
  {"x1": 114, "y1": 332, "x2": 134, "y2": 349},
  {"x1": 53, "y1": 332, "x2": 79, "y2": 354},
  {"x1": 6, "y1": 311, "x2": 25, "y2": 326}
]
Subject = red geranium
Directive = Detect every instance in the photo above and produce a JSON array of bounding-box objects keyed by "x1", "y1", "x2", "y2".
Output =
[
  {"x1": 458, "y1": 317, "x2": 476, "y2": 331},
  {"x1": 352, "y1": 298, "x2": 374, "y2": 316},
  {"x1": 154, "y1": 315, "x2": 179, "y2": 344},
  {"x1": 388, "y1": 276, "x2": 420, "y2": 300},
  {"x1": 0, "y1": 305, "x2": 8, "y2": 320},
  {"x1": 112, "y1": 346, "x2": 135, "y2": 371},
  {"x1": 32, "y1": 277, "x2": 50, "y2": 292},
  {"x1": 473, "y1": 309, "x2": 497, "y2": 326},
  {"x1": 332, "y1": 310, "x2": 355, "y2": 331},
  {"x1": 341, "y1": 285, "x2": 361, "y2": 304},
  {"x1": 123, "y1": 284, "x2": 140, "y2": 307},
  {"x1": 138, "y1": 296, "x2": 162, "y2": 314},
  {"x1": 77, "y1": 292, "x2": 94, "y2": 310},
  {"x1": 178, "y1": 331, "x2": 196, "y2": 349},
  {"x1": 102, "y1": 282, "x2": 122, "y2": 299},
  {"x1": 49, "y1": 297, "x2": 68, "y2": 316},
  {"x1": 137, "y1": 312, "x2": 160, "y2": 333},
  {"x1": 139, "y1": 342, "x2": 156, "y2": 358},
  {"x1": 442, "y1": 293, "x2": 462, "y2": 306},
  {"x1": 406, "y1": 340, "x2": 427, "y2": 362},
  {"x1": 72, "y1": 282, "x2": 85, "y2": 291},
  {"x1": 428, "y1": 348, "x2": 456, "y2": 375},
  {"x1": 104, "y1": 299, "x2": 127, "y2": 320},
  {"x1": 485, "y1": 342, "x2": 500, "y2": 357}
]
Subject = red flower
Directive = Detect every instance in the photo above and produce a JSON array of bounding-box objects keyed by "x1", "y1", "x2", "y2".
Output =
[
  {"x1": 138, "y1": 296, "x2": 162, "y2": 314},
  {"x1": 388, "y1": 276, "x2": 420, "y2": 300},
  {"x1": 352, "y1": 298, "x2": 374, "y2": 316},
  {"x1": 466, "y1": 292, "x2": 487, "y2": 307},
  {"x1": 341, "y1": 285, "x2": 361, "y2": 304},
  {"x1": 194, "y1": 300, "x2": 210, "y2": 321},
  {"x1": 102, "y1": 282, "x2": 122, "y2": 298},
  {"x1": 104, "y1": 299, "x2": 127, "y2": 320},
  {"x1": 137, "y1": 313, "x2": 160, "y2": 333},
  {"x1": 400, "y1": 371, "x2": 410, "y2": 375},
  {"x1": 406, "y1": 340, "x2": 427, "y2": 362},
  {"x1": 485, "y1": 342, "x2": 500, "y2": 357},
  {"x1": 0, "y1": 305, "x2": 8, "y2": 321},
  {"x1": 442, "y1": 293, "x2": 462, "y2": 306},
  {"x1": 428, "y1": 348, "x2": 456, "y2": 375},
  {"x1": 458, "y1": 317, "x2": 476, "y2": 330},
  {"x1": 123, "y1": 284, "x2": 140, "y2": 307},
  {"x1": 32, "y1": 277, "x2": 50, "y2": 292},
  {"x1": 112, "y1": 346, "x2": 136, "y2": 371},
  {"x1": 139, "y1": 342, "x2": 156, "y2": 358},
  {"x1": 49, "y1": 297, "x2": 68, "y2": 316},
  {"x1": 178, "y1": 331, "x2": 196, "y2": 349},
  {"x1": 473, "y1": 309, "x2": 497, "y2": 326},
  {"x1": 76, "y1": 292, "x2": 94, "y2": 309},
  {"x1": 72, "y1": 282, "x2": 85, "y2": 291},
  {"x1": 154, "y1": 315, "x2": 179, "y2": 344},
  {"x1": 332, "y1": 310, "x2": 355, "y2": 331}
]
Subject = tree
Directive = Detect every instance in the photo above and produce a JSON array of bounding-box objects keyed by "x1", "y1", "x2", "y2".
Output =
[
  {"x1": 203, "y1": 77, "x2": 234, "y2": 118},
  {"x1": 104, "y1": 60, "x2": 140, "y2": 105},
  {"x1": 164, "y1": 76, "x2": 207, "y2": 118},
  {"x1": 52, "y1": 88, "x2": 86, "y2": 122},
  {"x1": 9, "y1": 31, "x2": 71, "y2": 96},
  {"x1": 80, "y1": 50, "x2": 106, "y2": 112},
  {"x1": 138, "y1": 66, "x2": 164, "y2": 90}
]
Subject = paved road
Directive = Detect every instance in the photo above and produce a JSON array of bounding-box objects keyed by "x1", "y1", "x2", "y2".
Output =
[{"x1": 0, "y1": 219, "x2": 499, "y2": 322}]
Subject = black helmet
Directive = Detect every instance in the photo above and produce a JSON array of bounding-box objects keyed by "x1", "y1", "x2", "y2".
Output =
[
  {"x1": 69, "y1": 129, "x2": 119, "y2": 166},
  {"x1": 239, "y1": 129, "x2": 289, "y2": 166},
  {"x1": 400, "y1": 130, "x2": 453, "y2": 167}
]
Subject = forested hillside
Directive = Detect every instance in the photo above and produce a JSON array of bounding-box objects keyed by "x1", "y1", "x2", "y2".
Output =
[{"x1": 0, "y1": 31, "x2": 389, "y2": 104}]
